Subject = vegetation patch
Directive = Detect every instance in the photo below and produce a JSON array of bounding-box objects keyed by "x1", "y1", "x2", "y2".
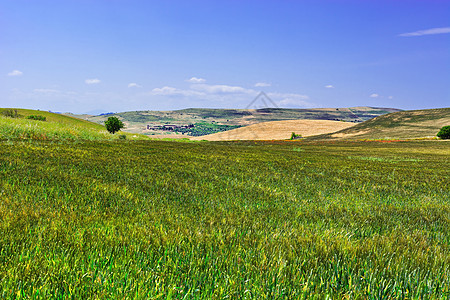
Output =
[
  {"x1": 174, "y1": 122, "x2": 242, "y2": 136},
  {"x1": 1, "y1": 109, "x2": 21, "y2": 118},
  {"x1": 437, "y1": 125, "x2": 450, "y2": 139},
  {"x1": 347, "y1": 156, "x2": 423, "y2": 163},
  {"x1": 26, "y1": 115, "x2": 47, "y2": 121}
]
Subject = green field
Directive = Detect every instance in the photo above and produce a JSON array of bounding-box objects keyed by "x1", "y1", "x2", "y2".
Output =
[
  {"x1": 0, "y1": 139, "x2": 449, "y2": 298},
  {"x1": 0, "y1": 108, "x2": 148, "y2": 141}
]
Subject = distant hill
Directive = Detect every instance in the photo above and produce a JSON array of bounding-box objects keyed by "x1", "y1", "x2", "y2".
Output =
[
  {"x1": 307, "y1": 108, "x2": 450, "y2": 140},
  {"x1": 0, "y1": 108, "x2": 147, "y2": 141},
  {"x1": 74, "y1": 106, "x2": 400, "y2": 136},
  {"x1": 193, "y1": 120, "x2": 356, "y2": 141}
]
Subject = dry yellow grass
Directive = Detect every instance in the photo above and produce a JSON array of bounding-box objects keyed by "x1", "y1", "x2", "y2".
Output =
[
  {"x1": 311, "y1": 108, "x2": 450, "y2": 141},
  {"x1": 192, "y1": 120, "x2": 356, "y2": 141}
]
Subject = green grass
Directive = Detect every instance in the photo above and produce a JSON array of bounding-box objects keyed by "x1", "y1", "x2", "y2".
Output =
[
  {"x1": 0, "y1": 139, "x2": 449, "y2": 298},
  {"x1": 0, "y1": 108, "x2": 148, "y2": 141}
]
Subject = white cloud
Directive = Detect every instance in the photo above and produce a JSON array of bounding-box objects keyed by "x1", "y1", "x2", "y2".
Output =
[
  {"x1": 33, "y1": 89, "x2": 59, "y2": 94},
  {"x1": 85, "y1": 78, "x2": 101, "y2": 85},
  {"x1": 151, "y1": 86, "x2": 179, "y2": 95},
  {"x1": 370, "y1": 93, "x2": 379, "y2": 98},
  {"x1": 128, "y1": 83, "x2": 142, "y2": 88},
  {"x1": 186, "y1": 77, "x2": 206, "y2": 83},
  {"x1": 254, "y1": 82, "x2": 271, "y2": 87},
  {"x1": 8, "y1": 70, "x2": 23, "y2": 76},
  {"x1": 191, "y1": 84, "x2": 251, "y2": 94},
  {"x1": 151, "y1": 86, "x2": 204, "y2": 97},
  {"x1": 399, "y1": 27, "x2": 450, "y2": 37},
  {"x1": 388, "y1": 96, "x2": 393, "y2": 99},
  {"x1": 267, "y1": 92, "x2": 311, "y2": 108},
  {"x1": 325, "y1": 85, "x2": 334, "y2": 89},
  {"x1": 150, "y1": 81, "x2": 313, "y2": 108}
]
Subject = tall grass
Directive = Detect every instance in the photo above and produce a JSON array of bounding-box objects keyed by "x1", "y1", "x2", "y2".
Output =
[
  {"x1": 0, "y1": 115, "x2": 145, "y2": 141},
  {"x1": 0, "y1": 140, "x2": 448, "y2": 298}
]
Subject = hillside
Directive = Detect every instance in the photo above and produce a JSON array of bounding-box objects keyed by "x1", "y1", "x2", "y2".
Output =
[
  {"x1": 193, "y1": 119, "x2": 356, "y2": 141},
  {"x1": 74, "y1": 106, "x2": 400, "y2": 136},
  {"x1": 307, "y1": 108, "x2": 450, "y2": 140},
  {"x1": 0, "y1": 108, "x2": 148, "y2": 141}
]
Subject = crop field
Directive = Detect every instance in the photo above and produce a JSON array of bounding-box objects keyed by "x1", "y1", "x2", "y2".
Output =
[
  {"x1": 194, "y1": 120, "x2": 355, "y2": 141},
  {"x1": 0, "y1": 139, "x2": 449, "y2": 298}
]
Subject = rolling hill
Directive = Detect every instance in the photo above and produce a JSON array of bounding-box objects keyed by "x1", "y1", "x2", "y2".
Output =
[
  {"x1": 307, "y1": 108, "x2": 450, "y2": 140},
  {"x1": 192, "y1": 120, "x2": 356, "y2": 141},
  {"x1": 0, "y1": 108, "x2": 148, "y2": 141},
  {"x1": 73, "y1": 106, "x2": 400, "y2": 137}
]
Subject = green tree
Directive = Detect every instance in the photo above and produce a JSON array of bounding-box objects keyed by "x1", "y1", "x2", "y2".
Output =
[
  {"x1": 437, "y1": 125, "x2": 450, "y2": 139},
  {"x1": 105, "y1": 117, "x2": 124, "y2": 134},
  {"x1": 290, "y1": 132, "x2": 302, "y2": 140}
]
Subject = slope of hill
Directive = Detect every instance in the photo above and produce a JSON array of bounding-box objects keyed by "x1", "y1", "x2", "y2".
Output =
[
  {"x1": 193, "y1": 120, "x2": 356, "y2": 141},
  {"x1": 76, "y1": 106, "x2": 400, "y2": 136},
  {"x1": 0, "y1": 108, "x2": 148, "y2": 141},
  {"x1": 307, "y1": 108, "x2": 450, "y2": 140}
]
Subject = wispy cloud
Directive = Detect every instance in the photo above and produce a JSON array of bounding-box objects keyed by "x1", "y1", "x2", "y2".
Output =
[
  {"x1": 33, "y1": 88, "x2": 59, "y2": 94},
  {"x1": 268, "y1": 92, "x2": 311, "y2": 108},
  {"x1": 151, "y1": 86, "x2": 204, "y2": 97},
  {"x1": 254, "y1": 82, "x2": 271, "y2": 87},
  {"x1": 128, "y1": 83, "x2": 142, "y2": 88},
  {"x1": 151, "y1": 86, "x2": 180, "y2": 95},
  {"x1": 191, "y1": 84, "x2": 250, "y2": 94},
  {"x1": 186, "y1": 77, "x2": 206, "y2": 84},
  {"x1": 399, "y1": 27, "x2": 450, "y2": 37},
  {"x1": 325, "y1": 85, "x2": 334, "y2": 89},
  {"x1": 370, "y1": 93, "x2": 379, "y2": 98},
  {"x1": 151, "y1": 81, "x2": 313, "y2": 108},
  {"x1": 85, "y1": 78, "x2": 101, "y2": 85},
  {"x1": 8, "y1": 70, "x2": 23, "y2": 76}
]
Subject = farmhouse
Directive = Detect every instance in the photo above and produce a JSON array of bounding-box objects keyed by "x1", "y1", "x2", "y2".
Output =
[{"x1": 147, "y1": 124, "x2": 194, "y2": 131}]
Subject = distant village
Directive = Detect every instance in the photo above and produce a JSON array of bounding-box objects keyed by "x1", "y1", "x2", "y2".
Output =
[{"x1": 146, "y1": 124, "x2": 195, "y2": 131}]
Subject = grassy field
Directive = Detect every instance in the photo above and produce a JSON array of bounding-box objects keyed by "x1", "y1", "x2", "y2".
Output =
[
  {"x1": 309, "y1": 108, "x2": 450, "y2": 141},
  {"x1": 0, "y1": 108, "x2": 148, "y2": 141},
  {"x1": 0, "y1": 138, "x2": 449, "y2": 298}
]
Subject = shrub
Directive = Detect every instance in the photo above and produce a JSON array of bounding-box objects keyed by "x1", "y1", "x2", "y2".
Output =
[
  {"x1": 1, "y1": 109, "x2": 20, "y2": 118},
  {"x1": 119, "y1": 134, "x2": 127, "y2": 140},
  {"x1": 27, "y1": 115, "x2": 46, "y2": 121},
  {"x1": 105, "y1": 116, "x2": 124, "y2": 134},
  {"x1": 437, "y1": 125, "x2": 450, "y2": 139},
  {"x1": 290, "y1": 132, "x2": 302, "y2": 140}
]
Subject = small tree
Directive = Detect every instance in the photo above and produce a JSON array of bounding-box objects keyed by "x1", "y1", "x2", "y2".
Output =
[
  {"x1": 290, "y1": 132, "x2": 302, "y2": 140},
  {"x1": 437, "y1": 125, "x2": 450, "y2": 139},
  {"x1": 105, "y1": 116, "x2": 124, "y2": 134}
]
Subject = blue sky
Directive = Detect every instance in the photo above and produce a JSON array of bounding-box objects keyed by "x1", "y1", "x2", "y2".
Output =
[{"x1": 1, "y1": 0, "x2": 449, "y2": 114}]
